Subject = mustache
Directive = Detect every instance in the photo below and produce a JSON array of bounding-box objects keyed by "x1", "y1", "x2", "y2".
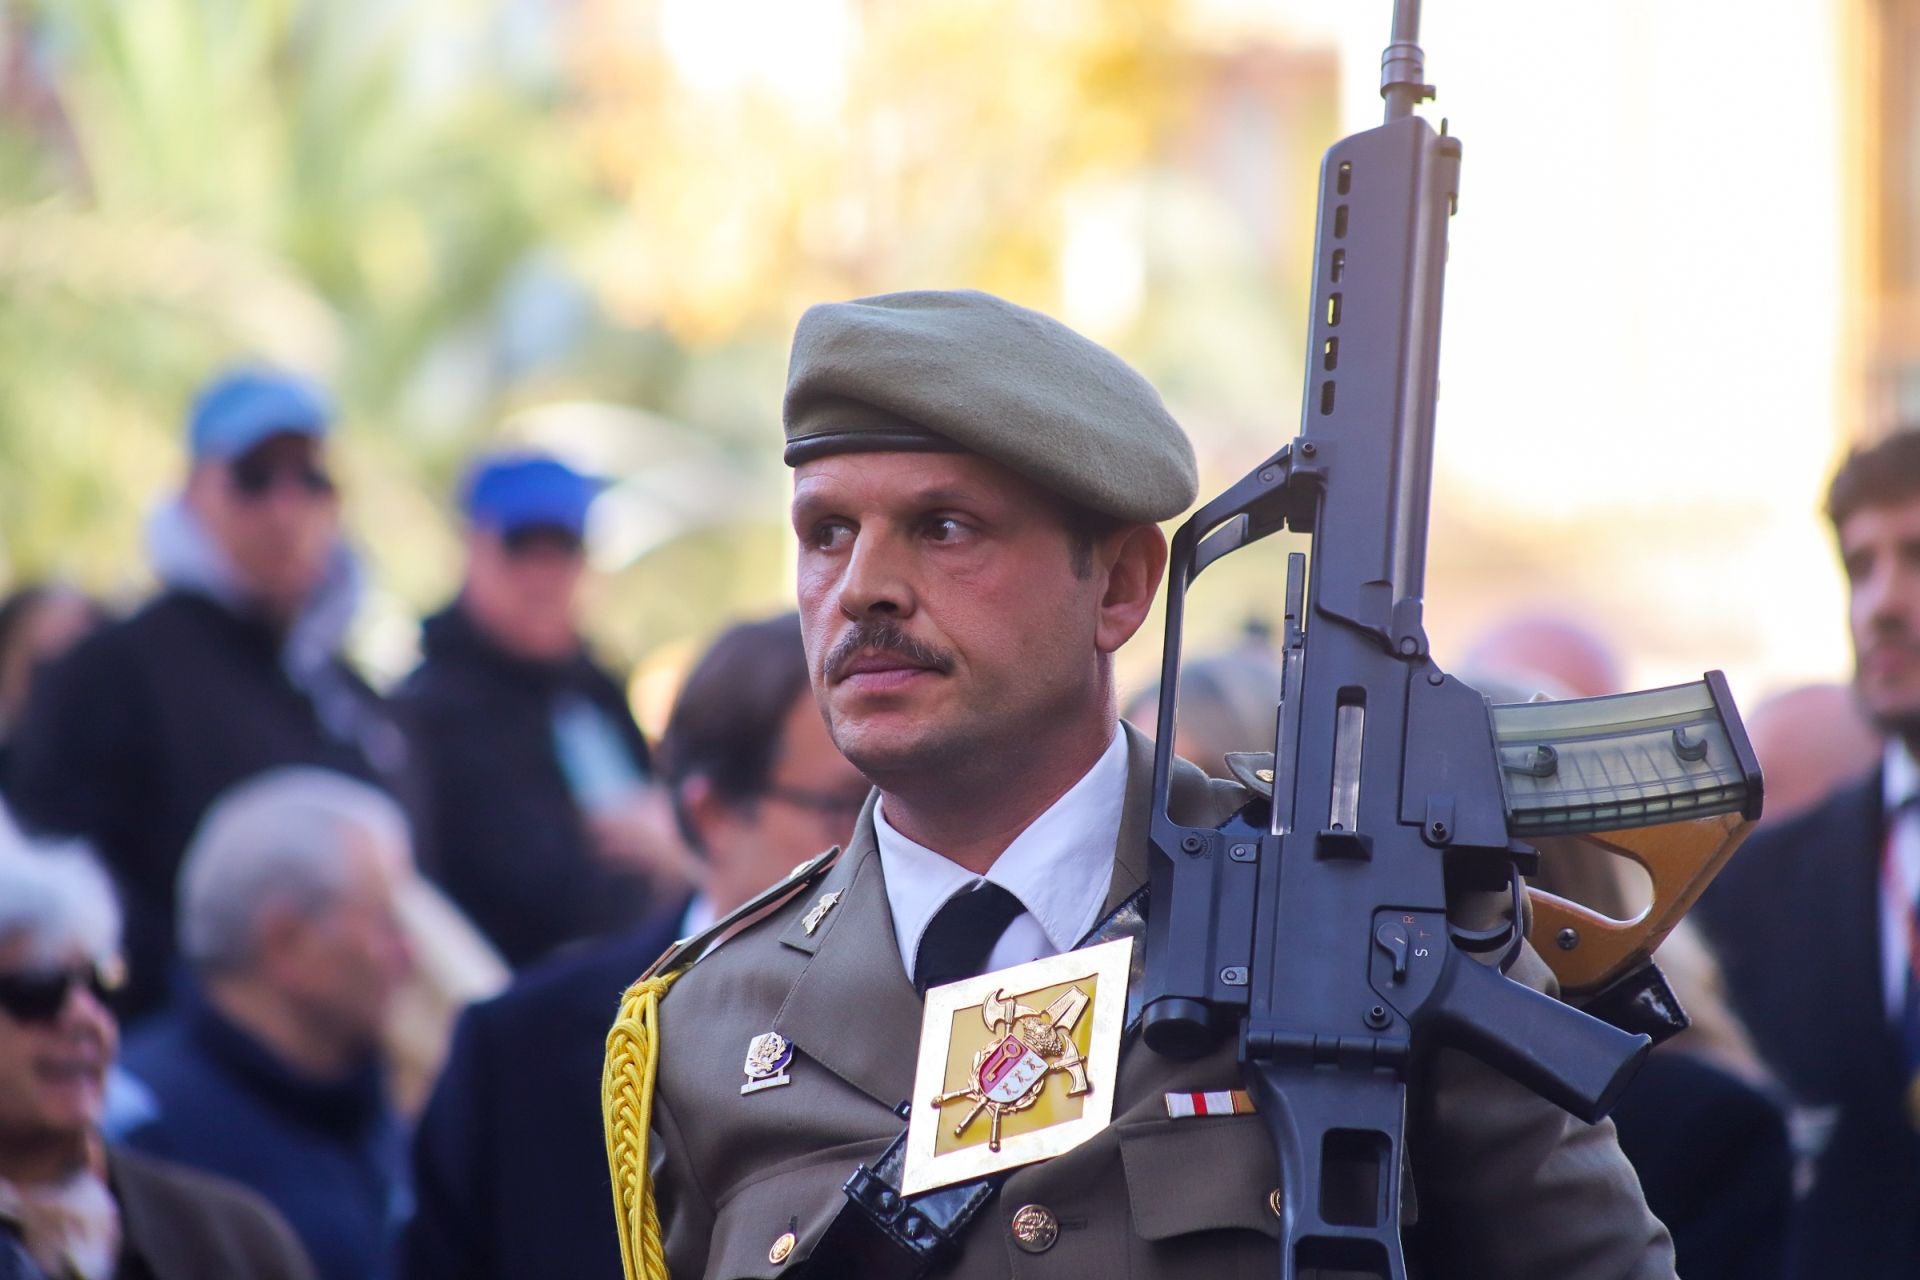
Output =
[
  {"x1": 34, "y1": 1028, "x2": 110, "y2": 1065},
  {"x1": 1864, "y1": 623, "x2": 1920, "y2": 652},
  {"x1": 825, "y1": 618, "x2": 957, "y2": 682}
]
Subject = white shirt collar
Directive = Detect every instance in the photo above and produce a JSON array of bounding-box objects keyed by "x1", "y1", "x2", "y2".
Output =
[
  {"x1": 1885, "y1": 739, "x2": 1919, "y2": 813},
  {"x1": 1880, "y1": 740, "x2": 1920, "y2": 1018},
  {"x1": 681, "y1": 891, "x2": 718, "y2": 939},
  {"x1": 875, "y1": 726, "x2": 1130, "y2": 974}
]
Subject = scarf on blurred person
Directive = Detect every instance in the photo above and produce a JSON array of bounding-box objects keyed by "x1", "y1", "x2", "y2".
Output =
[
  {"x1": 143, "y1": 500, "x2": 403, "y2": 776},
  {"x1": 0, "y1": 1160, "x2": 120, "y2": 1280}
]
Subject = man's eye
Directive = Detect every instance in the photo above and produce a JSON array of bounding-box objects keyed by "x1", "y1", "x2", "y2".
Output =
[
  {"x1": 924, "y1": 517, "x2": 968, "y2": 543},
  {"x1": 807, "y1": 521, "x2": 853, "y2": 552}
]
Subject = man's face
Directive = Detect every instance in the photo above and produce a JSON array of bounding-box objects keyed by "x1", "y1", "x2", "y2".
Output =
[
  {"x1": 790, "y1": 451, "x2": 1112, "y2": 783},
  {"x1": 187, "y1": 433, "x2": 341, "y2": 619},
  {"x1": 268, "y1": 829, "x2": 413, "y2": 1060},
  {"x1": 0, "y1": 938, "x2": 117, "y2": 1151},
  {"x1": 462, "y1": 526, "x2": 586, "y2": 661},
  {"x1": 1841, "y1": 499, "x2": 1920, "y2": 736}
]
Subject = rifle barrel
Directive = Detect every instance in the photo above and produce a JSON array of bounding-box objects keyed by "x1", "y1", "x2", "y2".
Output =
[{"x1": 1381, "y1": 0, "x2": 1428, "y2": 121}]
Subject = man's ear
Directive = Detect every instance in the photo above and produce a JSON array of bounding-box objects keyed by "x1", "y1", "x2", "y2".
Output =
[
  {"x1": 249, "y1": 898, "x2": 309, "y2": 981},
  {"x1": 1094, "y1": 523, "x2": 1168, "y2": 655},
  {"x1": 678, "y1": 775, "x2": 727, "y2": 855},
  {"x1": 182, "y1": 462, "x2": 222, "y2": 517}
]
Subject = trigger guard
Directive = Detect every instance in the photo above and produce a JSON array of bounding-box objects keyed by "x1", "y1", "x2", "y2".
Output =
[{"x1": 1448, "y1": 866, "x2": 1527, "y2": 973}]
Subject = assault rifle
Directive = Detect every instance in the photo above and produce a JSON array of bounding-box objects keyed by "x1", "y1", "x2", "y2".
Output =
[{"x1": 1138, "y1": 4, "x2": 1763, "y2": 1277}]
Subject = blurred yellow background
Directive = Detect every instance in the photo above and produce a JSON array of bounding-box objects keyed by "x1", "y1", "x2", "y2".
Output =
[{"x1": 0, "y1": 0, "x2": 1900, "y2": 727}]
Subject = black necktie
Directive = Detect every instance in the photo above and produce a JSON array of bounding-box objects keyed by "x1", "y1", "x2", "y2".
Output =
[{"x1": 912, "y1": 882, "x2": 1027, "y2": 995}]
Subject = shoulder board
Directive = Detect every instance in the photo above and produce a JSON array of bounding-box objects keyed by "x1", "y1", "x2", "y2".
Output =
[
  {"x1": 640, "y1": 846, "x2": 842, "y2": 982},
  {"x1": 1223, "y1": 751, "x2": 1277, "y2": 799}
]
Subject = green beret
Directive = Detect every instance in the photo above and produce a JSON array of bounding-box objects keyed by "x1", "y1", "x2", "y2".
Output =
[{"x1": 782, "y1": 290, "x2": 1198, "y2": 523}]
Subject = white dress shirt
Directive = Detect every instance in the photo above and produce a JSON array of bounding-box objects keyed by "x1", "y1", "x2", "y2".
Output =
[
  {"x1": 682, "y1": 891, "x2": 718, "y2": 940},
  {"x1": 1881, "y1": 741, "x2": 1920, "y2": 1020},
  {"x1": 875, "y1": 726, "x2": 1130, "y2": 978}
]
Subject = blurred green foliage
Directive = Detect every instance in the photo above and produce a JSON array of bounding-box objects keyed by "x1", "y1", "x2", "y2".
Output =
[
  {"x1": 0, "y1": 0, "x2": 1331, "y2": 704},
  {"x1": 0, "y1": 0, "x2": 580, "y2": 594}
]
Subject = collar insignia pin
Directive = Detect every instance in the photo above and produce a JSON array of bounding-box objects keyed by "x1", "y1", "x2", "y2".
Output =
[
  {"x1": 801, "y1": 890, "x2": 843, "y2": 936},
  {"x1": 741, "y1": 1032, "x2": 794, "y2": 1094}
]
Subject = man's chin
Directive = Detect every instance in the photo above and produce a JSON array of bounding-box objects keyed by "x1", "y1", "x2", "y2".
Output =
[
  {"x1": 29, "y1": 1083, "x2": 104, "y2": 1132},
  {"x1": 829, "y1": 680, "x2": 941, "y2": 730},
  {"x1": 830, "y1": 716, "x2": 966, "y2": 785},
  {"x1": 1858, "y1": 685, "x2": 1920, "y2": 743}
]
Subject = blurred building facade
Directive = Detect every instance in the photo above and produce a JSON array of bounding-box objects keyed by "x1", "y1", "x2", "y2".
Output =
[{"x1": 1857, "y1": 0, "x2": 1920, "y2": 440}]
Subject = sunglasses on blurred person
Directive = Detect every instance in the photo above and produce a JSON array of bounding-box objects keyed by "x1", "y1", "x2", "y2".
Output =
[
  {"x1": 501, "y1": 526, "x2": 585, "y2": 558},
  {"x1": 228, "y1": 451, "x2": 336, "y2": 501},
  {"x1": 0, "y1": 960, "x2": 125, "y2": 1024}
]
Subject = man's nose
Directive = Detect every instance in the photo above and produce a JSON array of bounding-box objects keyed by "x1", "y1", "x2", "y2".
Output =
[
  {"x1": 256, "y1": 486, "x2": 316, "y2": 531},
  {"x1": 1865, "y1": 567, "x2": 1913, "y2": 635},
  {"x1": 62, "y1": 982, "x2": 116, "y2": 1037},
  {"x1": 837, "y1": 533, "x2": 914, "y2": 620}
]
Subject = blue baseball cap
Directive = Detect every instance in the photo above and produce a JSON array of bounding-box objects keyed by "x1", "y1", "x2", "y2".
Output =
[
  {"x1": 188, "y1": 367, "x2": 333, "y2": 460},
  {"x1": 461, "y1": 452, "x2": 605, "y2": 539}
]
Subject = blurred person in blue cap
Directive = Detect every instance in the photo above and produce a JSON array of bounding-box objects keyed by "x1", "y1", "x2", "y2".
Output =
[
  {"x1": 3, "y1": 367, "x2": 416, "y2": 1023},
  {"x1": 395, "y1": 451, "x2": 690, "y2": 968}
]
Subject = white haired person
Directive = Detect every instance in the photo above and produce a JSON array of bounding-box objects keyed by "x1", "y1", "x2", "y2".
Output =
[
  {"x1": 0, "y1": 824, "x2": 313, "y2": 1279},
  {"x1": 110, "y1": 769, "x2": 415, "y2": 1280}
]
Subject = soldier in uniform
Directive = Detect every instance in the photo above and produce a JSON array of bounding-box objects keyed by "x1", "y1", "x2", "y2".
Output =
[{"x1": 611, "y1": 290, "x2": 1675, "y2": 1279}]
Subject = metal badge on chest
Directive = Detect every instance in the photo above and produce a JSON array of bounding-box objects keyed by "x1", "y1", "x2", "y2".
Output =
[
  {"x1": 741, "y1": 1031, "x2": 795, "y2": 1094},
  {"x1": 900, "y1": 937, "x2": 1133, "y2": 1195}
]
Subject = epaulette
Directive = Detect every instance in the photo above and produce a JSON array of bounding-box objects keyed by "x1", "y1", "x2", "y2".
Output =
[
  {"x1": 606, "y1": 843, "x2": 843, "y2": 1280},
  {"x1": 639, "y1": 845, "x2": 842, "y2": 982}
]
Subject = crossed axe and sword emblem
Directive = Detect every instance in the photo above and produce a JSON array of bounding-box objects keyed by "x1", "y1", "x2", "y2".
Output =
[{"x1": 930, "y1": 984, "x2": 1093, "y2": 1152}]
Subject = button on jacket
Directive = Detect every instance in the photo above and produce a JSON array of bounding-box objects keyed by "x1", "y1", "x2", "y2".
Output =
[{"x1": 646, "y1": 725, "x2": 1676, "y2": 1280}]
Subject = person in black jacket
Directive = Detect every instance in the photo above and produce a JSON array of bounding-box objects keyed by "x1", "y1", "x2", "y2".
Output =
[
  {"x1": 0, "y1": 585, "x2": 108, "y2": 789},
  {"x1": 1697, "y1": 430, "x2": 1920, "y2": 1279},
  {"x1": 4, "y1": 368, "x2": 412, "y2": 1021},
  {"x1": 398, "y1": 612, "x2": 868, "y2": 1280},
  {"x1": 397, "y1": 451, "x2": 690, "y2": 968}
]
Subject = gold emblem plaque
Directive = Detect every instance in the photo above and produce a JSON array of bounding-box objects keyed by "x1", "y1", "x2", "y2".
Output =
[{"x1": 901, "y1": 937, "x2": 1132, "y2": 1196}]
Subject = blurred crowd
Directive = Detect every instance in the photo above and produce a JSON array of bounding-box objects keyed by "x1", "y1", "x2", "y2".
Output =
[
  {"x1": 0, "y1": 368, "x2": 864, "y2": 1280},
  {"x1": 0, "y1": 362, "x2": 1906, "y2": 1280}
]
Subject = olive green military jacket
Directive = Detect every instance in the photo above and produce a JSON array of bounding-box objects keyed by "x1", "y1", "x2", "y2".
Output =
[{"x1": 647, "y1": 726, "x2": 1676, "y2": 1280}]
